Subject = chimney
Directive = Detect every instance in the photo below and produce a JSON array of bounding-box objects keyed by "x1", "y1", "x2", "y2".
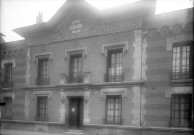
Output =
[{"x1": 36, "y1": 12, "x2": 43, "y2": 24}]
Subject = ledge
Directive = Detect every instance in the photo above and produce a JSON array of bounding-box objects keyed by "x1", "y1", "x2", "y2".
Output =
[
  {"x1": 23, "y1": 85, "x2": 57, "y2": 90},
  {"x1": 93, "y1": 81, "x2": 144, "y2": 87},
  {"x1": 0, "y1": 119, "x2": 65, "y2": 126},
  {"x1": 171, "y1": 79, "x2": 193, "y2": 86},
  {"x1": 84, "y1": 124, "x2": 193, "y2": 132},
  {"x1": 57, "y1": 83, "x2": 92, "y2": 88},
  {"x1": 1, "y1": 87, "x2": 13, "y2": 91},
  {"x1": 58, "y1": 81, "x2": 144, "y2": 87},
  {"x1": 23, "y1": 81, "x2": 145, "y2": 90}
]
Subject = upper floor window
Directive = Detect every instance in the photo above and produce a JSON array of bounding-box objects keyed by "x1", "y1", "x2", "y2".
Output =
[
  {"x1": 171, "y1": 94, "x2": 192, "y2": 127},
  {"x1": 37, "y1": 58, "x2": 49, "y2": 85},
  {"x1": 172, "y1": 41, "x2": 193, "y2": 80},
  {"x1": 69, "y1": 54, "x2": 83, "y2": 83},
  {"x1": 36, "y1": 96, "x2": 48, "y2": 121},
  {"x1": 105, "y1": 48, "x2": 123, "y2": 82},
  {"x1": 3, "y1": 63, "x2": 13, "y2": 88},
  {"x1": 105, "y1": 95, "x2": 122, "y2": 124}
]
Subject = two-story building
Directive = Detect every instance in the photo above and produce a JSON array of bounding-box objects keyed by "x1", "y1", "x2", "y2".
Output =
[{"x1": 1, "y1": 0, "x2": 193, "y2": 135}]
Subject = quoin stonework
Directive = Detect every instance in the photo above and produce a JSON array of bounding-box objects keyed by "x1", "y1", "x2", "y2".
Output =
[{"x1": 0, "y1": 0, "x2": 193, "y2": 135}]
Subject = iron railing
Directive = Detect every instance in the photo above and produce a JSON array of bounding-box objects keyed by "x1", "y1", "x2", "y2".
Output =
[
  {"x1": 36, "y1": 78, "x2": 50, "y2": 86},
  {"x1": 67, "y1": 75, "x2": 84, "y2": 83},
  {"x1": 104, "y1": 73, "x2": 124, "y2": 82},
  {"x1": 2, "y1": 80, "x2": 13, "y2": 88}
]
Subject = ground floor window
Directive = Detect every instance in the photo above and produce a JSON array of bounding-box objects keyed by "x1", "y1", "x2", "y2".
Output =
[
  {"x1": 105, "y1": 95, "x2": 122, "y2": 124},
  {"x1": 36, "y1": 96, "x2": 48, "y2": 121},
  {"x1": 171, "y1": 94, "x2": 192, "y2": 127},
  {"x1": 1, "y1": 97, "x2": 12, "y2": 119}
]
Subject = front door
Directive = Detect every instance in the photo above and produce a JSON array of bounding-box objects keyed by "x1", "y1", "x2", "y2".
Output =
[{"x1": 68, "y1": 97, "x2": 83, "y2": 129}]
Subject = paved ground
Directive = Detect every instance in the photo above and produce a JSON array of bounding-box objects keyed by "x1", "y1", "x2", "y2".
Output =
[
  {"x1": 0, "y1": 129, "x2": 63, "y2": 135},
  {"x1": 0, "y1": 129, "x2": 83, "y2": 135}
]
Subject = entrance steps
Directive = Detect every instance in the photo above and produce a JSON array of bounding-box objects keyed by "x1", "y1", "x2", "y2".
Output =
[{"x1": 63, "y1": 130, "x2": 83, "y2": 135}]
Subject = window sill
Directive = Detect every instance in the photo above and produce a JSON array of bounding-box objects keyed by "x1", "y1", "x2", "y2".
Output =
[
  {"x1": 1, "y1": 87, "x2": 13, "y2": 91},
  {"x1": 171, "y1": 79, "x2": 193, "y2": 86}
]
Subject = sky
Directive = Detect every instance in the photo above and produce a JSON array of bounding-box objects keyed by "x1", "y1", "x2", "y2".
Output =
[{"x1": 0, "y1": 0, "x2": 193, "y2": 42}]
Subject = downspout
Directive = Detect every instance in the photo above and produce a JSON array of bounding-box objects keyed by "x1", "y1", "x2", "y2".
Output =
[{"x1": 140, "y1": 22, "x2": 143, "y2": 127}]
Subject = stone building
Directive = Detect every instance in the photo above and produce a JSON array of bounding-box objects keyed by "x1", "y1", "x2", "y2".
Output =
[{"x1": 1, "y1": 0, "x2": 193, "y2": 135}]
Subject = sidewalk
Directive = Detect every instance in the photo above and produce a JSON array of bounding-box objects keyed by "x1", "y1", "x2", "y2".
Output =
[
  {"x1": 0, "y1": 129, "x2": 64, "y2": 135},
  {"x1": 0, "y1": 129, "x2": 84, "y2": 135}
]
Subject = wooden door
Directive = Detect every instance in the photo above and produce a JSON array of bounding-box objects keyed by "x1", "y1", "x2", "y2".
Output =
[{"x1": 68, "y1": 97, "x2": 83, "y2": 129}]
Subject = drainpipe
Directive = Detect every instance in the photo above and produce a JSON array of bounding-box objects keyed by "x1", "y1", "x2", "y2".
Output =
[{"x1": 140, "y1": 27, "x2": 143, "y2": 127}]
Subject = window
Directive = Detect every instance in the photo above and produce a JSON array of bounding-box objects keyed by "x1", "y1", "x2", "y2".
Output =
[
  {"x1": 171, "y1": 94, "x2": 192, "y2": 127},
  {"x1": 69, "y1": 54, "x2": 83, "y2": 83},
  {"x1": 37, "y1": 58, "x2": 49, "y2": 85},
  {"x1": 105, "y1": 48, "x2": 123, "y2": 82},
  {"x1": 172, "y1": 42, "x2": 193, "y2": 80},
  {"x1": 105, "y1": 95, "x2": 122, "y2": 124},
  {"x1": 1, "y1": 97, "x2": 12, "y2": 119},
  {"x1": 3, "y1": 63, "x2": 13, "y2": 88},
  {"x1": 36, "y1": 96, "x2": 48, "y2": 121}
]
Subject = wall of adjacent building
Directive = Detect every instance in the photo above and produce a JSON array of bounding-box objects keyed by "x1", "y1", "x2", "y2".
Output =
[
  {"x1": 1, "y1": 40, "x2": 26, "y2": 120},
  {"x1": 143, "y1": 8, "x2": 193, "y2": 127}
]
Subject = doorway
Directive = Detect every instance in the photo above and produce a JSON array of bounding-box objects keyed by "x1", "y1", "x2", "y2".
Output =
[{"x1": 68, "y1": 97, "x2": 84, "y2": 129}]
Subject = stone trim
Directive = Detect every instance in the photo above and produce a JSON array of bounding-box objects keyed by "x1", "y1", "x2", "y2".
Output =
[
  {"x1": 101, "y1": 88, "x2": 127, "y2": 99},
  {"x1": 33, "y1": 52, "x2": 53, "y2": 63},
  {"x1": 167, "y1": 35, "x2": 193, "y2": 51},
  {"x1": 27, "y1": 17, "x2": 141, "y2": 46},
  {"x1": 1, "y1": 49, "x2": 26, "y2": 59},
  {"x1": 64, "y1": 47, "x2": 87, "y2": 60},
  {"x1": 23, "y1": 81, "x2": 144, "y2": 90},
  {"x1": 1, "y1": 92, "x2": 15, "y2": 100},
  {"x1": 60, "y1": 89, "x2": 90, "y2": 103},
  {"x1": 32, "y1": 90, "x2": 52, "y2": 100},
  {"x1": 102, "y1": 41, "x2": 128, "y2": 56},
  {"x1": 1, "y1": 58, "x2": 16, "y2": 68},
  {"x1": 165, "y1": 86, "x2": 192, "y2": 98}
]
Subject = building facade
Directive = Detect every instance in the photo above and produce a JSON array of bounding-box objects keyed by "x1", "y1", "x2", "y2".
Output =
[{"x1": 1, "y1": 0, "x2": 193, "y2": 135}]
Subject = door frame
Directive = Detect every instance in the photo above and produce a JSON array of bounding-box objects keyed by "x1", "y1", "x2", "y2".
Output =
[{"x1": 66, "y1": 96, "x2": 84, "y2": 130}]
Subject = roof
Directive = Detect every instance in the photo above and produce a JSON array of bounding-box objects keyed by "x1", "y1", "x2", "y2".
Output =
[
  {"x1": 13, "y1": 0, "x2": 98, "y2": 37},
  {"x1": 13, "y1": 0, "x2": 155, "y2": 38},
  {"x1": 0, "y1": 33, "x2": 6, "y2": 43}
]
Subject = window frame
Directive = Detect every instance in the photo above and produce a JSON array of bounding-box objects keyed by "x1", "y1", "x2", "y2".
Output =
[
  {"x1": 36, "y1": 96, "x2": 48, "y2": 121},
  {"x1": 172, "y1": 41, "x2": 193, "y2": 80},
  {"x1": 170, "y1": 94, "x2": 192, "y2": 127},
  {"x1": 106, "y1": 48, "x2": 123, "y2": 82},
  {"x1": 3, "y1": 63, "x2": 13, "y2": 88},
  {"x1": 69, "y1": 53, "x2": 83, "y2": 83},
  {"x1": 105, "y1": 95, "x2": 122, "y2": 125},
  {"x1": 37, "y1": 57, "x2": 49, "y2": 85}
]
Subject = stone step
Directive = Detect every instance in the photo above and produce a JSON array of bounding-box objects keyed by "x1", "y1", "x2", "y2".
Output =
[{"x1": 63, "y1": 130, "x2": 83, "y2": 135}]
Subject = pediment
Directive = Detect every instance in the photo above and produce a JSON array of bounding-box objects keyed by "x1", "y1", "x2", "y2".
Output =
[{"x1": 52, "y1": 0, "x2": 100, "y2": 34}]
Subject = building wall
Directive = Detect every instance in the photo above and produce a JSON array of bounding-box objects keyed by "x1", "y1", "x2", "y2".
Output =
[
  {"x1": 1, "y1": 41, "x2": 26, "y2": 120},
  {"x1": 29, "y1": 30, "x2": 136, "y2": 86},
  {"x1": 1, "y1": 1, "x2": 193, "y2": 135},
  {"x1": 143, "y1": 9, "x2": 193, "y2": 127}
]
